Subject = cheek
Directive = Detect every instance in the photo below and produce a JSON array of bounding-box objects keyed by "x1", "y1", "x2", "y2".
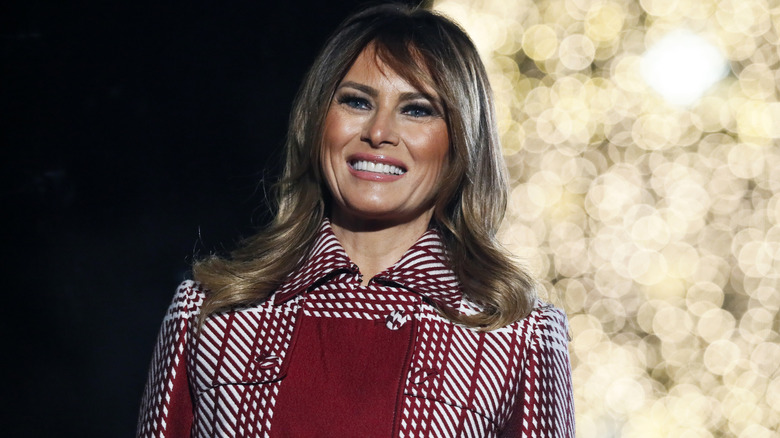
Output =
[
  {"x1": 426, "y1": 129, "x2": 451, "y2": 195},
  {"x1": 320, "y1": 114, "x2": 346, "y2": 172},
  {"x1": 319, "y1": 113, "x2": 340, "y2": 193},
  {"x1": 425, "y1": 127, "x2": 450, "y2": 175},
  {"x1": 321, "y1": 112, "x2": 338, "y2": 156},
  {"x1": 322, "y1": 109, "x2": 358, "y2": 149}
]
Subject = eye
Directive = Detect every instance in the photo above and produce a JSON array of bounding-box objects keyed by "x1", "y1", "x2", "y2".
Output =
[
  {"x1": 402, "y1": 103, "x2": 436, "y2": 118},
  {"x1": 337, "y1": 94, "x2": 371, "y2": 110}
]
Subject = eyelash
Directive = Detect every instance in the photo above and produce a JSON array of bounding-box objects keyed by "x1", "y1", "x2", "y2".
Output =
[
  {"x1": 338, "y1": 94, "x2": 371, "y2": 110},
  {"x1": 402, "y1": 104, "x2": 436, "y2": 118},
  {"x1": 336, "y1": 94, "x2": 438, "y2": 118}
]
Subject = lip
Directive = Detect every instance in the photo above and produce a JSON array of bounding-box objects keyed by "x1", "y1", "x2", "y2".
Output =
[
  {"x1": 347, "y1": 153, "x2": 407, "y2": 169},
  {"x1": 346, "y1": 153, "x2": 406, "y2": 182}
]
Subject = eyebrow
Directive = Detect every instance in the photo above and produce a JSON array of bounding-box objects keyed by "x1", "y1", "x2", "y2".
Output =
[{"x1": 337, "y1": 81, "x2": 440, "y2": 104}]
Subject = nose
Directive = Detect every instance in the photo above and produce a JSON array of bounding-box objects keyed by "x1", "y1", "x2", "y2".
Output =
[{"x1": 360, "y1": 108, "x2": 399, "y2": 147}]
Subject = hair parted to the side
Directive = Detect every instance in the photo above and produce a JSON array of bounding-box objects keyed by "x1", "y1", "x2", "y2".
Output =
[{"x1": 193, "y1": 3, "x2": 537, "y2": 331}]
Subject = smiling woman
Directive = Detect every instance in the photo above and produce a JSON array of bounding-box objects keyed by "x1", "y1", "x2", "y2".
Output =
[
  {"x1": 322, "y1": 46, "x2": 451, "y2": 274},
  {"x1": 137, "y1": 3, "x2": 574, "y2": 437}
]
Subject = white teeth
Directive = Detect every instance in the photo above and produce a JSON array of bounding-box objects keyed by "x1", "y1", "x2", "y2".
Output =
[{"x1": 351, "y1": 160, "x2": 405, "y2": 175}]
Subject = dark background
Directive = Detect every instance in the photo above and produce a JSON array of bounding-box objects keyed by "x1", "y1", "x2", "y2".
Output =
[{"x1": 2, "y1": 0, "x2": 419, "y2": 436}]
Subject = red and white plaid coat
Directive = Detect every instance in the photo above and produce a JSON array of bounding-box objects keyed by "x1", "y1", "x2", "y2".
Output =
[{"x1": 137, "y1": 220, "x2": 575, "y2": 437}]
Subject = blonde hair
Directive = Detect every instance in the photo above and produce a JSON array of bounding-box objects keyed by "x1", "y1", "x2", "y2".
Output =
[{"x1": 194, "y1": 4, "x2": 536, "y2": 330}]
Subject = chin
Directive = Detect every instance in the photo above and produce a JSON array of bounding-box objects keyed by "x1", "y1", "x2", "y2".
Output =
[{"x1": 335, "y1": 202, "x2": 433, "y2": 228}]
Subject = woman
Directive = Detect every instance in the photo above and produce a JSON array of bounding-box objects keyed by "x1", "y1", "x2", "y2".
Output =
[{"x1": 137, "y1": 4, "x2": 574, "y2": 437}]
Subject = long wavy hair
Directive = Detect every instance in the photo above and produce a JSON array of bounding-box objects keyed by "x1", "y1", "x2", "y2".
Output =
[{"x1": 193, "y1": 3, "x2": 536, "y2": 330}]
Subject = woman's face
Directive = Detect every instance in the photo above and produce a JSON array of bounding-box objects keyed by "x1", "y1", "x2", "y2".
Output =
[{"x1": 321, "y1": 47, "x2": 450, "y2": 228}]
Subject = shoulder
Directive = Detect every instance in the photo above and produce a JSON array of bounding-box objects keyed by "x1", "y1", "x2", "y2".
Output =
[
  {"x1": 163, "y1": 280, "x2": 207, "y2": 322},
  {"x1": 509, "y1": 301, "x2": 571, "y2": 348},
  {"x1": 527, "y1": 302, "x2": 569, "y2": 332}
]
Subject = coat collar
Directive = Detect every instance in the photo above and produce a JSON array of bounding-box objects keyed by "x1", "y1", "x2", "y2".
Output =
[{"x1": 273, "y1": 218, "x2": 463, "y2": 310}]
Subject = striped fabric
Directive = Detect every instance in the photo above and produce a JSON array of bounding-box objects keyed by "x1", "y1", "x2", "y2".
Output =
[{"x1": 137, "y1": 220, "x2": 574, "y2": 437}]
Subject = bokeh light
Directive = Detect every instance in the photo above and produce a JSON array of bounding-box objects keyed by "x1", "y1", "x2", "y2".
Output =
[
  {"x1": 640, "y1": 30, "x2": 729, "y2": 106},
  {"x1": 433, "y1": 0, "x2": 780, "y2": 435}
]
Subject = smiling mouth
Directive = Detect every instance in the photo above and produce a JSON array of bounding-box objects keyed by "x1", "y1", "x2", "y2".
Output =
[{"x1": 349, "y1": 160, "x2": 406, "y2": 175}]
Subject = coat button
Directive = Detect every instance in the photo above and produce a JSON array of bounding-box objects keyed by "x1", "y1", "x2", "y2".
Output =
[
  {"x1": 385, "y1": 310, "x2": 409, "y2": 330},
  {"x1": 254, "y1": 354, "x2": 281, "y2": 370}
]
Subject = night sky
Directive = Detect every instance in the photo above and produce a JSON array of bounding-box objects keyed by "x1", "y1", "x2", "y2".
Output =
[{"x1": 2, "y1": 1, "x2": 419, "y2": 436}]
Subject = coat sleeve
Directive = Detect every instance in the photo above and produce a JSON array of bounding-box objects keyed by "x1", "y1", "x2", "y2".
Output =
[
  {"x1": 501, "y1": 305, "x2": 575, "y2": 437},
  {"x1": 136, "y1": 281, "x2": 204, "y2": 438}
]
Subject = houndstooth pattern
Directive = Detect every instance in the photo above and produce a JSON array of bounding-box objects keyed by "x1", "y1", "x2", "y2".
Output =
[
  {"x1": 396, "y1": 304, "x2": 573, "y2": 437},
  {"x1": 137, "y1": 282, "x2": 203, "y2": 438},
  {"x1": 137, "y1": 220, "x2": 574, "y2": 437},
  {"x1": 517, "y1": 307, "x2": 575, "y2": 436},
  {"x1": 188, "y1": 294, "x2": 303, "y2": 437},
  {"x1": 303, "y1": 282, "x2": 419, "y2": 321}
]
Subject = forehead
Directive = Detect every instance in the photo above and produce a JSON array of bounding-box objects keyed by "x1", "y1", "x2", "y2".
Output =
[
  {"x1": 339, "y1": 45, "x2": 439, "y2": 97},
  {"x1": 340, "y1": 49, "x2": 406, "y2": 89}
]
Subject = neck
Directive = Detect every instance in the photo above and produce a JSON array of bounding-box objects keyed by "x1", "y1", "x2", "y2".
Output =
[{"x1": 329, "y1": 210, "x2": 433, "y2": 285}]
